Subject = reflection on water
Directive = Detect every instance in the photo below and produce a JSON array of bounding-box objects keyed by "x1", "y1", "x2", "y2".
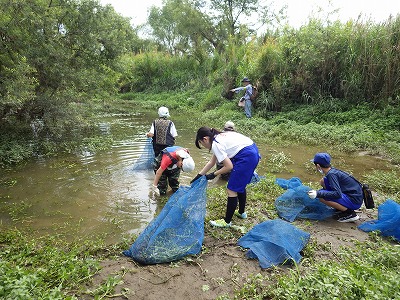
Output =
[{"x1": 0, "y1": 111, "x2": 394, "y2": 244}]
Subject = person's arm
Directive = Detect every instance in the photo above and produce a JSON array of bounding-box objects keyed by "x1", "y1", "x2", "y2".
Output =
[
  {"x1": 170, "y1": 122, "x2": 178, "y2": 138},
  {"x1": 153, "y1": 167, "x2": 164, "y2": 186},
  {"x1": 198, "y1": 155, "x2": 217, "y2": 175},
  {"x1": 230, "y1": 87, "x2": 245, "y2": 93},
  {"x1": 214, "y1": 157, "x2": 233, "y2": 175},
  {"x1": 146, "y1": 122, "x2": 155, "y2": 137},
  {"x1": 317, "y1": 175, "x2": 342, "y2": 200}
]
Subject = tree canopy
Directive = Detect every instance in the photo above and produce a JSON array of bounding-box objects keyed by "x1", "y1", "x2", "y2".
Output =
[{"x1": 0, "y1": 0, "x2": 138, "y2": 127}]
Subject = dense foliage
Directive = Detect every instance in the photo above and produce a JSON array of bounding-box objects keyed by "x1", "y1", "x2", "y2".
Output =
[
  {"x1": 1, "y1": 1, "x2": 399, "y2": 299},
  {"x1": 0, "y1": 0, "x2": 138, "y2": 165},
  {"x1": 1, "y1": 0, "x2": 399, "y2": 166}
]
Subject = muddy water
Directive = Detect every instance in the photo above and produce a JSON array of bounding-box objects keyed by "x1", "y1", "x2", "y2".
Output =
[{"x1": 0, "y1": 111, "x2": 393, "y2": 243}]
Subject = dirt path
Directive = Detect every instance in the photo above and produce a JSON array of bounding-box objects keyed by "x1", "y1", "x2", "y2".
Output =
[{"x1": 83, "y1": 209, "x2": 375, "y2": 300}]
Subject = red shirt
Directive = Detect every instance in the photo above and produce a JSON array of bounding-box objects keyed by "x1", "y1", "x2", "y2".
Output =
[{"x1": 160, "y1": 151, "x2": 179, "y2": 170}]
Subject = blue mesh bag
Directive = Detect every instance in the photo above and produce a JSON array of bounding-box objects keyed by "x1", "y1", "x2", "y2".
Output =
[
  {"x1": 238, "y1": 219, "x2": 310, "y2": 269},
  {"x1": 275, "y1": 177, "x2": 335, "y2": 222},
  {"x1": 358, "y1": 199, "x2": 400, "y2": 241},
  {"x1": 275, "y1": 177, "x2": 302, "y2": 189},
  {"x1": 250, "y1": 171, "x2": 264, "y2": 184},
  {"x1": 132, "y1": 138, "x2": 155, "y2": 170},
  {"x1": 123, "y1": 177, "x2": 208, "y2": 264}
]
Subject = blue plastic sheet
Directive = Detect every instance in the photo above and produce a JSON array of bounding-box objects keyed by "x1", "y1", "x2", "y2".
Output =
[
  {"x1": 238, "y1": 219, "x2": 310, "y2": 269},
  {"x1": 275, "y1": 177, "x2": 335, "y2": 222},
  {"x1": 358, "y1": 199, "x2": 400, "y2": 241},
  {"x1": 123, "y1": 176, "x2": 208, "y2": 264},
  {"x1": 132, "y1": 138, "x2": 155, "y2": 170}
]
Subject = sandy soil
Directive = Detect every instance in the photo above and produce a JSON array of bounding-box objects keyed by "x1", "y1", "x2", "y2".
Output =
[{"x1": 83, "y1": 208, "x2": 376, "y2": 300}]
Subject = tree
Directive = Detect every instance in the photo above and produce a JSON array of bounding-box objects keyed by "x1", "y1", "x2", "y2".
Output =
[{"x1": 0, "y1": 0, "x2": 138, "y2": 130}]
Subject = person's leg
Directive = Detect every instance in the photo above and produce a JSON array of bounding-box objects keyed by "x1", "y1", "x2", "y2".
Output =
[
  {"x1": 244, "y1": 100, "x2": 252, "y2": 118},
  {"x1": 167, "y1": 168, "x2": 181, "y2": 193},
  {"x1": 157, "y1": 172, "x2": 168, "y2": 195},
  {"x1": 237, "y1": 190, "x2": 246, "y2": 214},
  {"x1": 210, "y1": 189, "x2": 238, "y2": 227},
  {"x1": 225, "y1": 195, "x2": 238, "y2": 223},
  {"x1": 319, "y1": 194, "x2": 360, "y2": 222},
  {"x1": 319, "y1": 198, "x2": 347, "y2": 211}
]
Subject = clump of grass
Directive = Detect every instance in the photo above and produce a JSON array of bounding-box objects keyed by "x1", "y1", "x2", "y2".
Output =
[
  {"x1": 262, "y1": 236, "x2": 400, "y2": 300},
  {"x1": 0, "y1": 228, "x2": 126, "y2": 299},
  {"x1": 266, "y1": 151, "x2": 294, "y2": 173},
  {"x1": 231, "y1": 235, "x2": 400, "y2": 300},
  {"x1": 363, "y1": 170, "x2": 400, "y2": 202}
]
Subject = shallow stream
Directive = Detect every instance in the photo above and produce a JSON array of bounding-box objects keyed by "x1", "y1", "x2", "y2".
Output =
[{"x1": 0, "y1": 111, "x2": 392, "y2": 243}]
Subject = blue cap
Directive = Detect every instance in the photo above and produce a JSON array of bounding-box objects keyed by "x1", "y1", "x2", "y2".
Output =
[
  {"x1": 241, "y1": 77, "x2": 250, "y2": 82},
  {"x1": 312, "y1": 152, "x2": 331, "y2": 166}
]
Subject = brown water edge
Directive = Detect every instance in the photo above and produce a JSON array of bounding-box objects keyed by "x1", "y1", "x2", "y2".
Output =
[{"x1": 0, "y1": 111, "x2": 394, "y2": 244}]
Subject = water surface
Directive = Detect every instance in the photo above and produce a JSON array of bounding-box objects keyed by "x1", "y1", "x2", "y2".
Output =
[{"x1": 0, "y1": 111, "x2": 393, "y2": 243}]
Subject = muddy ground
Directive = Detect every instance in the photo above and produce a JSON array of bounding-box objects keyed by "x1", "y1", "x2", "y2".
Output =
[{"x1": 83, "y1": 209, "x2": 376, "y2": 300}]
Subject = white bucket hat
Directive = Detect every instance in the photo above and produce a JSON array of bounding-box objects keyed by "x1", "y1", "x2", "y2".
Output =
[{"x1": 158, "y1": 106, "x2": 170, "y2": 118}]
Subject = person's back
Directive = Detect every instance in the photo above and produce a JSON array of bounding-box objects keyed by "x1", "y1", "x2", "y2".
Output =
[
  {"x1": 147, "y1": 107, "x2": 178, "y2": 157},
  {"x1": 322, "y1": 168, "x2": 363, "y2": 205}
]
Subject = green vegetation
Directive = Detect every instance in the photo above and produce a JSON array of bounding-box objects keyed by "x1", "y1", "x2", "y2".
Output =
[
  {"x1": 265, "y1": 236, "x2": 400, "y2": 299},
  {"x1": 1, "y1": 0, "x2": 399, "y2": 166},
  {"x1": 1, "y1": 172, "x2": 399, "y2": 298},
  {"x1": 1, "y1": 0, "x2": 399, "y2": 298}
]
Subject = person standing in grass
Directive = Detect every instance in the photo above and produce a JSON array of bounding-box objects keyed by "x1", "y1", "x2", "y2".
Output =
[
  {"x1": 191, "y1": 126, "x2": 260, "y2": 228},
  {"x1": 307, "y1": 152, "x2": 363, "y2": 222},
  {"x1": 230, "y1": 77, "x2": 253, "y2": 118},
  {"x1": 146, "y1": 106, "x2": 178, "y2": 157}
]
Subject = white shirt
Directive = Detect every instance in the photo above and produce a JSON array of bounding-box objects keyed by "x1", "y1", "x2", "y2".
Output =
[{"x1": 212, "y1": 131, "x2": 253, "y2": 163}]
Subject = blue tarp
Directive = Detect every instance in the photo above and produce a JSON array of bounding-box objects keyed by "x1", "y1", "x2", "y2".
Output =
[
  {"x1": 132, "y1": 138, "x2": 155, "y2": 170},
  {"x1": 123, "y1": 177, "x2": 208, "y2": 264},
  {"x1": 358, "y1": 199, "x2": 400, "y2": 241},
  {"x1": 275, "y1": 177, "x2": 335, "y2": 222},
  {"x1": 238, "y1": 219, "x2": 310, "y2": 269}
]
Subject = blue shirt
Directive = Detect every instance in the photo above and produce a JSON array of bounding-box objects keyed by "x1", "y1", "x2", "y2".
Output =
[
  {"x1": 316, "y1": 167, "x2": 363, "y2": 205},
  {"x1": 232, "y1": 85, "x2": 253, "y2": 101}
]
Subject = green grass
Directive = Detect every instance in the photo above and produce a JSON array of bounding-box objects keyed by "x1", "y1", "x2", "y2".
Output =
[
  {"x1": 262, "y1": 236, "x2": 400, "y2": 300},
  {"x1": 1, "y1": 92, "x2": 399, "y2": 298}
]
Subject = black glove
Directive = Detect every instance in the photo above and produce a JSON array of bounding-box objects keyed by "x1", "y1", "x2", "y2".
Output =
[
  {"x1": 190, "y1": 174, "x2": 202, "y2": 184},
  {"x1": 205, "y1": 172, "x2": 216, "y2": 180}
]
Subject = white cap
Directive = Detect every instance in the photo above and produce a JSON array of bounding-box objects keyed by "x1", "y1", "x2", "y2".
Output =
[
  {"x1": 182, "y1": 157, "x2": 195, "y2": 172},
  {"x1": 224, "y1": 121, "x2": 235, "y2": 131},
  {"x1": 158, "y1": 106, "x2": 170, "y2": 118}
]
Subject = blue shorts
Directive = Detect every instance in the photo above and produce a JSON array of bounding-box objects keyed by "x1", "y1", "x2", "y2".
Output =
[
  {"x1": 227, "y1": 143, "x2": 260, "y2": 193},
  {"x1": 323, "y1": 177, "x2": 361, "y2": 210}
]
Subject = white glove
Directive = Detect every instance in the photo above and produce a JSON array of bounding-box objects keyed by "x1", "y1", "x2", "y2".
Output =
[
  {"x1": 307, "y1": 190, "x2": 317, "y2": 199},
  {"x1": 151, "y1": 184, "x2": 160, "y2": 196}
]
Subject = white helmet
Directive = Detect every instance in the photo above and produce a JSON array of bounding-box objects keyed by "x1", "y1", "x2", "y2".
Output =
[
  {"x1": 158, "y1": 106, "x2": 170, "y2": 118},
  {"x1": 182, "y1": 157, "x2": 195, "y2": 172}
]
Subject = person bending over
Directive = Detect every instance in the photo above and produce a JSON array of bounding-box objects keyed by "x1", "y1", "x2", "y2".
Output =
[
  {"x1": 191, "y1": 127, "x2": 260, "y2": 228},
  {"x1": 152, "y1": 146, "x2": 195, "y2": 196}
]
